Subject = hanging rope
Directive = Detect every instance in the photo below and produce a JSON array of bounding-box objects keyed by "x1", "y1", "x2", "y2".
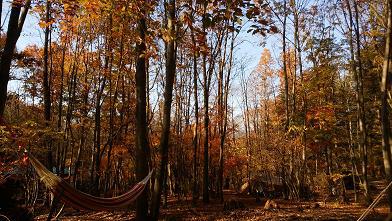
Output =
[
  {"x1": 357, "y1": 180, "x2": 392, "y2": 221},
  {"x1": 0, "y1": 214, "x2": 11, "y2": 221}
]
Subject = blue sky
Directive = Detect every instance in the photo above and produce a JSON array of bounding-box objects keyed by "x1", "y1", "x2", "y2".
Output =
[
  {"x1": 2, "y1": 2, "x2": 284, "y2": 119},
  {"x1": 2, "y1": 8, "x2": 42, "y2": 92}
]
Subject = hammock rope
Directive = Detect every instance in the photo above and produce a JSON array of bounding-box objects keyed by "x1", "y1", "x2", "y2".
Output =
[
  {"x1": 28, "y1": 154, "x2": 153, "y2": 211},
  {"x1": 357, "y1": 180, "x2": 392, "y2": 221}
]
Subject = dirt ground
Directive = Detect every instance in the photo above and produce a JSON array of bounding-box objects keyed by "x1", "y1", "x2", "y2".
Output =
[{"x1": 34, "y1": 189, "x2": 390, "y2": 221}]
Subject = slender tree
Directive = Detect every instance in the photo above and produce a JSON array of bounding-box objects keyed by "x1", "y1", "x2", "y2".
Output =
[
  {"x1": 135, "y1": 5, "x2": 150, "y2": 221},
  {"x1": 0, "y1": 0, "x2": 31, "y2": 119},
  {"x1": 43, "y1": 0, "x2": 52, "y2": 170},
  {"x1": 151, "y1": 0, "x2": 177, "y2": 219},
  {"x1": 43, "y1": 0, "x2": 51, "y2": 125},
  {"x1": 381, "y1": 0, "x2": 392, "y2": 210},
  {"x1": 202, "y1": 2, "x2": 210, "y2": 203},
  {"x1": 282, "y1": 0, "x2": 289, "y2": 131},
  {"x1": 190, "y1": 17, "x2": 199, "y2": 204}
]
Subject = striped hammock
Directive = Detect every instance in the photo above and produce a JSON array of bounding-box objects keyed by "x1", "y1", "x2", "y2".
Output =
[{"x1": 29, "y1": 154, "x2": 152, "y2": 211}]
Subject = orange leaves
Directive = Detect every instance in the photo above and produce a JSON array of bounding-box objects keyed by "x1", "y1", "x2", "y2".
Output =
[
  {"x1": 180, "y1": 12, "x2": 193, "y2": 27},
  {"x1": 38, "y1": 20, "x2": 46, "y2": 28},
  {"x1": 11, "y1": 0, "x2": 24, "y2": 7},
  {"x1": 256, "y1": 48, "x2": 274, "y2": 74},
  {"x1": 195, "y1": 32, "x2": 210, "y2": 55},
  {"x1": 18, "y1": 45, "x2": 42, "y2": 68},
  {"x1": 38, "y1": 20, "x2": 55, "y2": 29},
  {"x1": 306, "y1": 105, "x2": 336, "y2": 128},
  {"x1": 63, "y1": 0, "x2": 79, "y2": 16},
  {"x1": 82, "y1": 0, "x2": 100, "y2": 14},
  {"x1": 225, "y1": 154, "x2": 247, "y2": 171}
]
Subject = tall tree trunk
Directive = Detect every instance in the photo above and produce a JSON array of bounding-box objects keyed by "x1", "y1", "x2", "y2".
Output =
[
  {"x1": 43, "y1": 0, "x2": 52, "y2": 170},
  {"x1": 293, "y1": 0, "x2": 307, "y2": 195},
  {"x1": 240, "y1": 71, "x2": 251, "y2": 194},
  {"x1": 93, "y1": 76, "x2": 106, "y2": 193},
  {"x1": 135, "y1": 9, "x2": 150, "y2": 221},
  {"x1": 56, "y1": 38, "x2": 67, "y2": 174},
  {"x1": 57, "y1": 39, "x2": 67, "y2": 131},
  {"x1": 151, "y1": 1, "x2": 177, "y2": 219},
  {"x1": 73, "y1": 67, "x2": 89, "y2": 186},
  {"x1": 218, "y1": 25, "x2": 235, "y2": 203},
  {"x1": 0, "y1": 0, "x2": 3, "y2": 31},
  {"x1": 381, "y1": 0, "x2": 392, "y2": 210},
  {"x1": 43, "y1": 0, "x2": 51, "y2": 125},
  {"x1": 349, "y1": 119, "x2": 358, "y2": 202},
  {"x1": 199, "y1": 2, "x2": 224, "y2": 203},
  {"x1": 217, "y1": 27, "x2": 228, "y2": 203},
  {"x1": 202, "y1": 52, "x2": 210, "y2": 203},
  {"x1": 353, "y1": 0, "x2": 369, "y2": 200},
  {"x1": 62, "y1": 69, "x2": 76, "y2": 175},
  {"x1": 0, "y1": 0, "x2": 31, "y2": 118},
  {"x1": 343, "y1": 0, "x2": 367, "y2": 199},
  {"x1": 282, "y1": 0, "x2": 289, "y2": 131},
  {"x1": 191, "y1": 29, "x2": 199, "y2": 204},
  {"x1": 200, "y1": 1, "x2": 211, "y2": 203}
]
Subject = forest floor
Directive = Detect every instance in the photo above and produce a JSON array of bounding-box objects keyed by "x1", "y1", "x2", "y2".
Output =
[{"x1": 34, "y1": 181, "x2": 390, "y2": 221}]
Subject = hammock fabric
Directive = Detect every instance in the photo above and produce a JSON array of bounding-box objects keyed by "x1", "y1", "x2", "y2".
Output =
[{"x1": 29, "y1": 154, "x2": 152, "y2": 211}]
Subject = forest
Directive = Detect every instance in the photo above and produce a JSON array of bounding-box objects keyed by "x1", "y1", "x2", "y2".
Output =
[{"x1": 0, "y1": 0, "x2": 392, "y2": 220}]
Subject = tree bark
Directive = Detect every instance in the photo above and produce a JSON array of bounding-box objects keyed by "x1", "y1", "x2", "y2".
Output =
[
  {"x1": 282, "y1": 0, "x2": 289, "y2": 131},
  {"x1": 73, "y1": 65, "x2": 89, "y2": 186},
  {"x1": 293, "y1": 0, "x2": 307, "y2": 194},
  {"x1": 191, "y1": 27, "x2": 199, "y2": 204},
  {"x1": 0, "y1": 0, "x2": 3, "y2": 31},
  {"x1": 381, "y1": 0, "x2": 392, "y2": 210},
  {"x1": 135, "y1": 8, "x2": 150, "y2": 221},
  {"x1": 93, "y1": 76, "x2": 106, "y2": 193},
  {"x1": 202, "y1": 52, "x2": 210, "y2": 203},
  {"x1": 353, "y1": 0, "x2": 369, "y2": 199},
  {"x1": 43, "y1": 0, "x2": 52, "y2": 170},
  {"x1": 202, "y1": 2, "x2": 210, "y2": 203},
  {"x1": 218, "y1": 24, "x2": 235, "y2": 203},
  {"x1": 151, "y1": 0, "x2": 177, "y2": 219},
  {"x1": 240, "y1": 71, "x2": 251, "y2": 195},
  {"x1": 43, "y1": 0, "x2": 51, "y2": 125},
  {"x1": 343, "y1": 0, "x2": 368, "y2": 200},
  {"x1": 217, "y1": 27, "x2": 228, "y2": 203},
  {"x1": 0, "y1": 0, "x2": 31, "y2": 119}
]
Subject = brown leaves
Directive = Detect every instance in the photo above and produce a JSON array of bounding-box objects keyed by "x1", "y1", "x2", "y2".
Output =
[
  {"x1": 63, "y1": 0, "x2": 79, "y2": 17},
  {"x1": 244, "y1": 3, "x2": 276, "y2": 36},
  {"x1": 269, "y1": 25, "x2": 279, "y2": 33}
]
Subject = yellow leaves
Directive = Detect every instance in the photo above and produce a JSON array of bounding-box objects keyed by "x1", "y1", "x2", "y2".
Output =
[
  {"x1": 0, "y1": 126, "x2": 10, "y2": 136},
  {"x1": 63, "y1": 0, "x2": 79, "y2": 16},
  {"x1": 24, "y1": 120, "x2": 38, "y2": 128},
  {"x1": 0, "y1": 126, "x2": 11, "y2": 144},
  {"x1": 288, "y1": 125, "x2": 306, "y2": 136},
  {"x1": 161, "y1": 29, "x2": 171, "y2": 43},
  {"x1": 38, "y1": 20, "x2": 55, "y2": 29},
  {"x1": 161, "y1": 28, "x2": 176, "y2": 43},
  {"x1": 38, "y1": 20, "x2": 46, "y2": 28},
  {"x1": 82, "y1": 0, "x2": 101, "y2": 16},
  {"x1": 63, "y1": 2, "x2": 71, "y2": 11}
]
